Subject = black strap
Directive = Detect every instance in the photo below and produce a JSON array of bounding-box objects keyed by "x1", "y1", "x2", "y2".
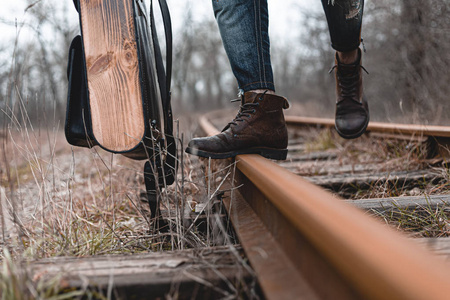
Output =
[
  {"x1": 157, "y1": 0, "x2": 172, "y2": 101},
  {"x1": 150, "y1": 0, "x2": 173, "y2": 136},
  {"x1": 73, "y1": 0, "x2": 79, "y2": 12},
  {"x1": 150, "y1": 0, "x2": 176, "y2": 185}
]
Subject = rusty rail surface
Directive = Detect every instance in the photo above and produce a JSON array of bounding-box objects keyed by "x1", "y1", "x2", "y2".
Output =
[
  {"x1": 199, "y1": 115, "x2": 450, "y2": 300},
  {"x1": 286, "y1": 116, "x2": 450, "y2": 138}
]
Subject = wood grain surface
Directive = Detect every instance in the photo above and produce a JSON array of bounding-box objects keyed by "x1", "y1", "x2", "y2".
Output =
[
  {"x1": 27, "y1": 246, "x2": 251, "y2": 298},
  {"x1": 80, "y1": 0, "x2": 144, "y2": 151}
]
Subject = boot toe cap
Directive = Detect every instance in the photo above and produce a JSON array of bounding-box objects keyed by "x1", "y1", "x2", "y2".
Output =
[
  {"x1": 335, "y1": 100, "x2": 369, "y2": 139},
  {"x1": 335, "y1": 116, "x2": 368, "y2": 136},
  {"x1": 186, "y1": 135, "x2": 228, "y2": 154}
]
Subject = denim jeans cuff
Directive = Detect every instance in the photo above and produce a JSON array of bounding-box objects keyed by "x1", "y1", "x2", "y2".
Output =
[{"x1": 241, "y1": 82, "x2": 275, "y2": 92}]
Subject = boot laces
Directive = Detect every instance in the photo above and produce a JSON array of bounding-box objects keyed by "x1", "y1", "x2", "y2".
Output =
[
  {"x1": 329, "y1": 64, "x2": 368, "y2": 100},
  {"x1": 228, "y1": 101, "x2": 259, "y2": 127}
]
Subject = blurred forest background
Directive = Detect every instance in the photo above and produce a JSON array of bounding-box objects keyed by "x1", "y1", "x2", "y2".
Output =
[{"x1": 0, "y1": 0, "x2": 449, "y2": 127}]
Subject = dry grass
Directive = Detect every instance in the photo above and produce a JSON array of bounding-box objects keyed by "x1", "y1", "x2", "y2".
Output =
[
  {"x1": 298, "y1": 127, "x2": 450, "y2": 237},
  {"x1": 0, "y1": 18, "x2": 254, "y2": 295},
  {"x1": 302, "y1": 128, "x2": 429, "y2": 170},
  {"x1": 0, "y1": 99, "x2": 253, "y2": 298},
  {"x1": 372, "y1": 199, "x2": 450, "y2": 238},
  {"x1": 301, "y1": 128, "x2": 449, "y2": 196},
  {"x1": 1, "y1": 126, "x2": 153, "y2": 258},
  {"x1": 304, "y1": 128, "x2": 336, "y2": 152},
  {"x1": 0, "y1": 106, "x2": 237, "y2": 254}
]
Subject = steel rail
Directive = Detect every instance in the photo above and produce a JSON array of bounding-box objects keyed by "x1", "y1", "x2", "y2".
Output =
[
  {"x1": 198, "y1": 115, "x2": 450, "y2": 300},
  {"x1": 286, "y1": 116, "x2": 450, "y2": 138}
]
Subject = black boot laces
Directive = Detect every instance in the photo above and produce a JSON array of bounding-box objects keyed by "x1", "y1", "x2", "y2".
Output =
[
  {"x1": 227, "y1": 100, "x2": 259, "y2": 127},
  {"x1": 329, "y1": 64, "x2": 368, "y2": 100},
  {"x1": 226, "y1": 91, "x2": 268, "y2": 128}
]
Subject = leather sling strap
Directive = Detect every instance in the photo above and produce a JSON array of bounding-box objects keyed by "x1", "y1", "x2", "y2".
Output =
[
  {"x1": 150, "y1": 0, "x2": 173, "y2": 137},
  {"x1": 150, "y1": 0, "x2": 176, "y2": 184}
]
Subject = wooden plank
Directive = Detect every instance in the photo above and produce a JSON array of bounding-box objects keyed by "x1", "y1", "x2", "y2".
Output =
[
  {"x1": 285, "y1": 161, "x2": 378, "y2": 176},
  {"x1": 27, "y1": 246, "x2": 253, "y2": 298},
  {"x1": 283, "y1": 151, "x2": 337, "y2": 163},
  {"x1": 307, "y1": 169, "x2": 443, "y2": 192},
  {"x1": 369, "y1": 132, "x2": 428, "y2": 142},
  {"x1": 349, "y1": 194, "x2": 450, "y2": 212},
  {"x1": 414, "y1": 238, "x2": 450, "y2": 261},
  {"x1": 80, "y1": 0, "x2": 144, "y2": 151}
]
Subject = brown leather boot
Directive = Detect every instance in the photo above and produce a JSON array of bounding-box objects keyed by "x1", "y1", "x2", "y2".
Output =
[
  {"x1": 333, "y1": 48, "x2": 369, "y2": 139},
  {"x1": 186, "y1": 91, "x2": 290, "y2": 160}
]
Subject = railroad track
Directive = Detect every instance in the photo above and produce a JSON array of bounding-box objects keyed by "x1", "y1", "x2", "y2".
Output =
[
  {"x1": 198, "y1": 113, "x2": 450, "y2": 299},
  {"x1": 24, "y1": 113, "x2": 450, "y2": 299}
]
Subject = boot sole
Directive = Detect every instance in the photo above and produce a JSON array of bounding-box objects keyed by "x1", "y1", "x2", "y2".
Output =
[
  {"x1": 79, "y1": 0, "x2": 145, "y2": 151},
  {"x1": 185, "y1": 147, "x2": 288, "y2": 160}
]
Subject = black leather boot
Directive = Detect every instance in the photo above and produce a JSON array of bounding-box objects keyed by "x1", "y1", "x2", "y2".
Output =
[{"x1": 332, "y1": 48, "x2": 369, "y2": 139}]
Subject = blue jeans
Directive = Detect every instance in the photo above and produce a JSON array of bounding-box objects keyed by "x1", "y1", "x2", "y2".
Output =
[{"x1": 212, "y1": 0, "x2": 364, "y2": 92}]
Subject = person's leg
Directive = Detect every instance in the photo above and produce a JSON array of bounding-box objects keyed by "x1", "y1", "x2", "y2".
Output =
[
  {"x1": 213, "y1": 0, "x2": 274, "y2": 93},
  {"x1": 322, "y1": 0, "x2": 364, "y2": 52},
  {"x1": 185, "y1": 0, "x2": 289, "y2": 160},
  {"x1": 322, "y1": 0, "x2": 369, "y2": 139}
]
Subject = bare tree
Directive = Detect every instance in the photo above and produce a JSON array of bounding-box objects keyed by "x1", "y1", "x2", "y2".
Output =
[{"x1": 1, "y1": 0, "x2": 448, "y2": 125}]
